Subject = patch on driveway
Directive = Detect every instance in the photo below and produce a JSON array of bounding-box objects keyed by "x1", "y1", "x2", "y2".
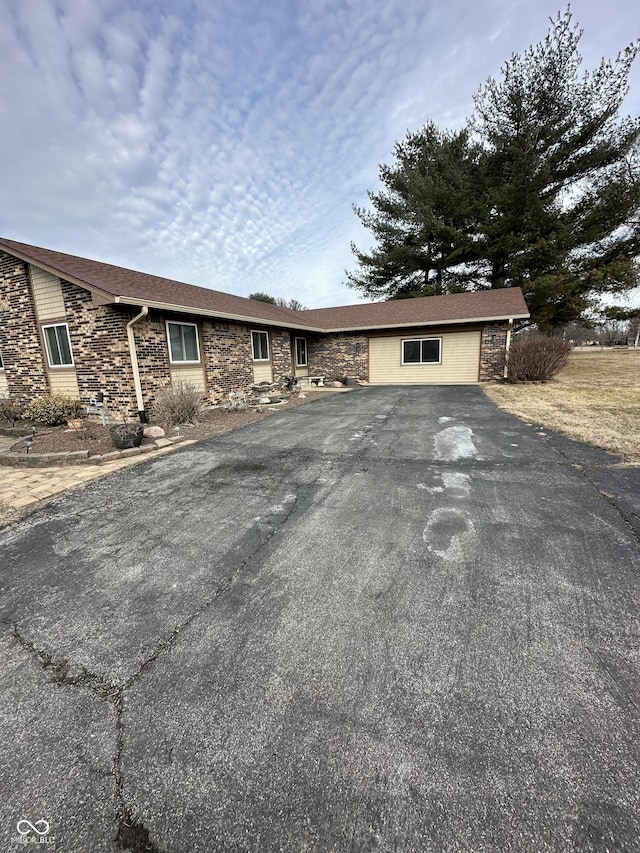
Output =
[{"x1": 434, "y1": 424, "x2": 479, "y2": 460}]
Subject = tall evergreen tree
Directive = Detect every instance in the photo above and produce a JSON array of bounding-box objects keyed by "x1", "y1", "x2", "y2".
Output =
[
  {"x1": 348, "y1": 123, "x2": 481, "y2": 298},
  {"x1": 348, "y1": 10, "x2": 640, "y2": 330}
]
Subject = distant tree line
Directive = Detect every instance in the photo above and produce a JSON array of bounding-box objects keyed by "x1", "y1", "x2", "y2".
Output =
[
  {"x1": 563, "y1": 307, "x2": 640, "y2": 347},
  {"x1": 249, "y1": 292, "x2": 307, "y2": 311}
]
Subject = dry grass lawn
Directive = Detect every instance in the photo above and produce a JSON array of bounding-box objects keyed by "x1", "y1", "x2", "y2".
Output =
[{"x1": 483, "y1": 350, "x2": 640, "y2": 463}]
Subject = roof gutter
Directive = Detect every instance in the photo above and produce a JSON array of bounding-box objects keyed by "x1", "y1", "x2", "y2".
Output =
[
  {"x1": 126, "y1": 306, "x2": 149, "y2": 423},
  {"x1": 316, "y1": 313, "x2": 531, "y2": 333},
  {"x1": 504, "y1": 319, "x2": 514, "y2": 379},
  {"x1": 113, "y1": 296, "x2": 324, "y2": 333},
  {"x1": 114, "y1": 297, "x2": 529, "y2": 333}
]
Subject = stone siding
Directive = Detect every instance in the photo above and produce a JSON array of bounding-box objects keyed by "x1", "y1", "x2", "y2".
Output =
[
  {"x1": 0, "y1": 251, "x2": 49, "y2": 403},
  {"x1": 307, "y1": 332, "x2": 369, "y2": 381},
  {"x1": 479, "y1": 322, "x2": 509, "y2": 381}
]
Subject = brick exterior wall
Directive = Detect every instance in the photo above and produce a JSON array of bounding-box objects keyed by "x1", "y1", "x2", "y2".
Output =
[
  {"x1": 201, "y1": 321, "x2": 254, "y2": 401},
  {"x1": 479, "y1": 322, "x2": 509, "y2": 381},
  {"x1": 131, "y1": 312, "x2": 172, "y2": 412},
  {"x1": 60, "y1": 279, "x2": 139, "y2": 416},
  {"x1": 0, "y1": 247, "x2": 513, "y2": 416},
  {"x1": 307, "y1": 332, "x2": 369, "y2": 381},
  {"x1": 270, "y1": 330, "x2": 293, "y2": 383},
  {"x1": 0, "y1": 251, "x2": 49, "y2": 403}
]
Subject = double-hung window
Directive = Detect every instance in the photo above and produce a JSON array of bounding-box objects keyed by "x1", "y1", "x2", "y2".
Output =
[
  {"x1": 167, "y1": 321, "x2": 200, "y2": 363},
  {"x1": 42, "y1": 323, "x2": 74, "y2": 367},
  {"x1": 251, "y1": 330, "x2": 269, "y2": 361},
  {"x1": 402, "y1": 337, "x2": 441, "y2": 365},
  {"x1": 295, "y1": 337, "x2": 307, "y2": 367}
]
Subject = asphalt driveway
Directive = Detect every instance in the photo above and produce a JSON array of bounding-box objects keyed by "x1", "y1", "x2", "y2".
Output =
[{"x1": 1, "y1": 386, "x2": 639, "y2": 852}]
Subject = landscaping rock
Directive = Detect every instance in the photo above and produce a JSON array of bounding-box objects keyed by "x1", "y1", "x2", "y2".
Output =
[
  {"x1": 331, "y1": 381, "x2": 344, "y2": 388},
  {"x1": 144, "y1": 426, "x2": 165, "y2": 439}
]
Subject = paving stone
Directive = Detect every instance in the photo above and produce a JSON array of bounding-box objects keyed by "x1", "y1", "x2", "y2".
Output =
[
  {"x1": 27, "y1": 489, "x2": 57, "y2": 499},
  {"x1": 10, "y1": 496, "x2": 39, "y2": 507},
  {"x1": 0, "y1": 431, "x2": 192, "y2": 527}
]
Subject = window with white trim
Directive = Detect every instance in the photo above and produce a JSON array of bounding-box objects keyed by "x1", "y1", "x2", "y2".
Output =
[
  {"x1": 402, "y1": 337, "x2": 441, "y2": 365},
  {"x1": 42, "y1": 323, "x2": 74, "y2": 367},
  {"x1": 295, "y1": 337, "x2": 307, "y2": 367},
  {"x1": 0, "y1": 350, "x2": 4, "y2": 369},
  {"x1": 166, "y1": 321, "x2": 200, "y2": 363},
  {"x1": 251, "y1": 330, "x2": 269, "y2": 361}
]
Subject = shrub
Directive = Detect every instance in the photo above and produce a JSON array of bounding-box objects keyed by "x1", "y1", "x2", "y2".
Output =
[
  {"x1": 22, "y1": 394, "x2": 83, "y2": 426},
  {"x1": 0, "y1": 397, "x2": 24, "y2": 423},
  {"x1": 153, "y1": 382, "x2": 206, "y2": 426},
  {"x1": 506, "y1": 335, "x2": 572, "y2": 382}
]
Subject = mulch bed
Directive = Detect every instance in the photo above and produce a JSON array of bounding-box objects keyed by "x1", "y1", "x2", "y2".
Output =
[
  {"x1": 8, "y1": 424, "x2": 141, "y2": 456},
  {"x1": 3, "y1": 390, "x2": 340, "y2": 457}
]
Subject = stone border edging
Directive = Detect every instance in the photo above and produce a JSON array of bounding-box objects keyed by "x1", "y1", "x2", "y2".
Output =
[
  {"x1": 0, "y1": 426, "x2": 33, "y2": 437},
  {"x1": 0, "y1": 436, "x2": 187, "y2": 467}
]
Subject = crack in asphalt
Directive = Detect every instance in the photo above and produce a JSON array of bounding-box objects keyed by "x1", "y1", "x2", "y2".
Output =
[
  {"x1": 125, "y1": 575, "x2": 235, "y2": 688},
  {"x1": 363, "y1": 394, "x2": 405, "y2": 462},
  {"x1": 9, "y1": 624, "x2": 120, "y2": 701},
  {"x1": 113, "y1": 686, "x2": 160, "y2": 852},
  {"x1": 4, "y1": 393, "x2": 640, "y2": 852},
  {"x1": 541, "y1": 441, "x2": 640, "y2": 548},
  {"x1": 110, "y1": 478, "x2": 329, "y2": 850},
  {"x1": 4, "y1": 475, "x2": 326, "y2": 853},
  {"x1": 594, "y1": 489, "x2": 640, "y2": 546}
]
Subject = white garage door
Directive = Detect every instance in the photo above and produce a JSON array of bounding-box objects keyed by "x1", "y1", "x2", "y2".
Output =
[{"x1": 369, "y1": 330, "x2": 481, "y2": 384}]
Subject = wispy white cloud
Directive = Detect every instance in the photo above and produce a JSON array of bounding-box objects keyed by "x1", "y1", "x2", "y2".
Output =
[{"x1": 0, "y1": 0, "x2": 638, "y2": 307}]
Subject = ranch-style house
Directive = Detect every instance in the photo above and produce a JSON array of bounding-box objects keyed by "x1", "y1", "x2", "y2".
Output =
[{"x1": 0, "y1": 237, "x2": 529, "y2": 421}]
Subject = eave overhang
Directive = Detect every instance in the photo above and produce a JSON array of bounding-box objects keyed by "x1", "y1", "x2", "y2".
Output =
[{"x1": 3, "y1": 245, "x2": 529, "y2": 334}]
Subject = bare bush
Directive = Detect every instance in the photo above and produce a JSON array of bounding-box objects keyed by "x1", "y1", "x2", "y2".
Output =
[
  {"x1": 506, "y1": 335, "x2": 572, "y2": 382},
  {"x1": 0, "y1": 397, "x2": 24, "y2": 423},
  {"x1": 152, "y1": 382, "x2": 206, "y2": 425}
]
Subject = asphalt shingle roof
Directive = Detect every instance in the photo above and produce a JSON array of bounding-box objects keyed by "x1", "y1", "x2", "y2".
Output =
[
  {"x1": 300, "y1": 289, "x2": 529, "y2": 331},
  {"x1": 0, "y1": 237, "x2": 305, "y2": 328},
  {"x1": 0, "y1": 237, "x2": 529, "y2": 331}
]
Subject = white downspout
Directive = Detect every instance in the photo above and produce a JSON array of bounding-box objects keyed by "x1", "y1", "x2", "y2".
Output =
[
  {"x1": 126, "y1": 306, "x2": 149, "y2": 422},
  {"x1": 503, "y1": 319, "x2": 513, "y2": 379}
]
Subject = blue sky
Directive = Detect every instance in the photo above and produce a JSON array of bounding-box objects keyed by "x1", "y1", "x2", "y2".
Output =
[{"x1": 1, "y1": 0, "x2": 638, "y2": 308}]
